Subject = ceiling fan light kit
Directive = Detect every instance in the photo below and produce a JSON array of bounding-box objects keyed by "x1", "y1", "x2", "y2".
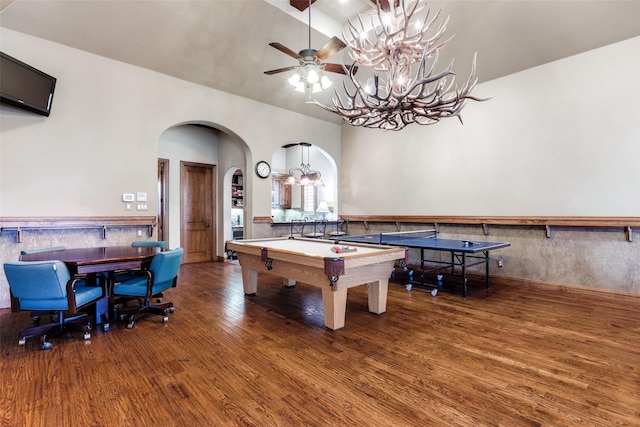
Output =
[{"x1": 264, "y1": 0, "x2": 349, "y2": 96}]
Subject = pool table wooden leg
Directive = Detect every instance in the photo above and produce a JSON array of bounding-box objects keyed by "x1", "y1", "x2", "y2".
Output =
[
  {"x1": 367, "y1": 279, "x2": 388, "y2": 315},
  {"x1": 283, "y1": 278, "x2": 296, "y2": 287},
  {"x1": 241, "y1": 267, "x2": 258, "y2": 295},
  {"x1": 322, "y1": 288, "x2": 347, "y2": 331}
]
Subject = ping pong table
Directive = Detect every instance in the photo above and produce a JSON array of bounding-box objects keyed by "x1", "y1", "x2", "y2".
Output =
[{"x1": 333, "y1": 230, "x2": 510, "y2": 298}]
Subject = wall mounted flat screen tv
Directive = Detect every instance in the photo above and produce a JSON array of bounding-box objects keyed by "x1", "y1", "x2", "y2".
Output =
[{"x1": 1, "y1": 52, "x2": 57, "y2": 117}]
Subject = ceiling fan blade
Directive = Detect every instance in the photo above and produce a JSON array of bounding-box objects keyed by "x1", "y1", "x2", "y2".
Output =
[
  {"x1": 315, "y1": 37, "x2": 346, "y2": 61},
  {"x1": 269, "y1": 42, "x2": 302, "y2": 60},
  {"x1": 264, "y1": 66, "x2": 299, "y2": 75},
  {"x1": 323, "y1": 63, "x2": 358, "y2": 75}
]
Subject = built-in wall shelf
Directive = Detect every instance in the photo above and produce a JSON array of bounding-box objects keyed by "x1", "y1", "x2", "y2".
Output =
[
  {"x1": 232, "y1": 170, "x2": 244, "y2": 208},
  {"x1": 0, "y1": 216, "x2": 157, "y2": 243}
]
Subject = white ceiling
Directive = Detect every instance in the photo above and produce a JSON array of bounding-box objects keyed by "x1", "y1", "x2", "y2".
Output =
[{"x1": 2, "y1": 0, "x2": 640, "y2": 124}]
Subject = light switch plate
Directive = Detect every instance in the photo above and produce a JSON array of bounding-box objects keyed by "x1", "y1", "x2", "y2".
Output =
[
  {"x1": 137, "y1": 192, "x2": 147, "y2": 202},
  {"x1": 122, "y1": 193, "x2": 135, "y2": 202}
]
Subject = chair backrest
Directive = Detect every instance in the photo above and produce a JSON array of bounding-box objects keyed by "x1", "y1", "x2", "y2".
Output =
[
  {"x1": 3, "y1": 261, "x2": 71, "y2": 310},
  {"x1": 20, "y1": 246, "x2": 66, "y2": 256},
  {"x1": 314, "y1": 220, "x2": 328, "y2": 235},
  {"x1": 341, "y1": 219, "x2": 349, "y2": 234},
  {"x1": 290, "y1": 219, "x2": 306, "y2": 237},
  {"x1": 131, "y1": 241, "x2": 168, "y2": 249},
  {"x1": 149, "y1": 247, "x2": 184, "y2": 288}
]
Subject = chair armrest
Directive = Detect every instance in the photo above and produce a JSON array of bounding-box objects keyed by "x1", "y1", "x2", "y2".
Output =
[
  {"x1": 66, "y1": 274, "x2": 107, "y2": 313},
  {"x1": 145, "y1": 270, "x2": 155, "y2": 300}
]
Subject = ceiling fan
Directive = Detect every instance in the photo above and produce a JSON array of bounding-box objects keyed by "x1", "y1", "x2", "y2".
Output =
[{"x1": 263, "y1": 0, "x2": 355, "y2": 82}]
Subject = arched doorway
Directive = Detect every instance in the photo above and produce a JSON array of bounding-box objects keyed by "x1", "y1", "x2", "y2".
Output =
[{"x1": 158, "y1": 122, "x2": 249, "y2": 262}]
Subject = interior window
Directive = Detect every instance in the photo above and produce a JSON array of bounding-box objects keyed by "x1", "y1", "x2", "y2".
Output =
[{"x1": 302, "y1": 184, "x2": 316, "y2": 212}]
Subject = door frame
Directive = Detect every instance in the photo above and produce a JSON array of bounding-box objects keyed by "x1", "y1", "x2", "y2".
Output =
[
  {"x1": 180, "y1": 161, "x2": 216, "y2": 263},
  {"x1": 157, "y1": 158, "x2": 169, "y2": 242}
]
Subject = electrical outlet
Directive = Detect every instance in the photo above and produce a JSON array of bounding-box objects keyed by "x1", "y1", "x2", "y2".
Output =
[
  {"x1": 497, "y1": 258, "x2": 504, "y2": 268},
  {"x1": 137, "y1": 229, "x2": 142, "y2": 237}
]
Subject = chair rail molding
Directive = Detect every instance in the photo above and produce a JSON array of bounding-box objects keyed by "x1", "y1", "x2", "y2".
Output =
[
  {"x1": 0, "y1": 216, "x2": 157, "y2": 243},
  {"x1": 339, "y1": 215, "x2": 640, "y2": 241}
]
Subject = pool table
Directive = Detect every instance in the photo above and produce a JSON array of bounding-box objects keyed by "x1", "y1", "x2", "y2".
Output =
[{"x1": 225, "y1": 237, "x2": 407, "y2": 330}]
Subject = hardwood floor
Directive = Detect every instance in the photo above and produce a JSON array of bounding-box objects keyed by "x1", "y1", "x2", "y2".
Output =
[{"x1": 1, "y1": 261, "x2": 638, "y2": 426}]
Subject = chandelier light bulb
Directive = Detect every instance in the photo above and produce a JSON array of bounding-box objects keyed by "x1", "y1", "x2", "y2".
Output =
[
  {"x1": 320, "y1": 76, "x2": 332, "y2": 89},
  {"x1": 288, "y1": 72, "x2": 301, "y2": 86},
  {"x1": 306, "y1": 68, "x2": 320, "y2": 84},
  {"x1": 285, "y1": 175, "x2": 297, "y2": 185}
]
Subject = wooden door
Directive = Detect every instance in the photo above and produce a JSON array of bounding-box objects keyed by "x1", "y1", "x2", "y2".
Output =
[{"x1": 180, "y1": 161, "x2": 215, "y2": 263}]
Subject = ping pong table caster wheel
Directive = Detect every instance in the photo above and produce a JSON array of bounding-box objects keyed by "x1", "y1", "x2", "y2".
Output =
[
  {"x1": 168, "y1": 307, "x2": 175, "y2": 314},
  {"x1": 405, "y1": 284, "x2": 412, "y2": 291},
  {"x1": 162, "y1": 316, "x2": 169, "y2": 323},
  {"x1": 42, "y1": 341, "x2": 53, "y2": 350},
  {"x1": 431, "y1": 289, "x2": 438, "y2": 297},
  {"x1": 84, "y1": 331, "x2": 91, "y2": 340},
  {"x1": 18, "y1": 338, "x2": 26, "y2": 346},
  {"x1": 127, "y1": 317, "x2": 135, "y2": 329},
  {"x1": 102, "y1": 323, "x2": 110, "y2": 332}
]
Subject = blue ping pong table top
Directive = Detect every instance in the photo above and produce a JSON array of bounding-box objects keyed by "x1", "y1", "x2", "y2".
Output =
[{"x1": 334, "y1": 234, "x2": 510, "y2": 253}]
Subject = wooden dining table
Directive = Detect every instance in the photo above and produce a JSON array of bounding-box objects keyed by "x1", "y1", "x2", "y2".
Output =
[{"x1": 20, "y1": 246, "x2": 161, "y2": 328}]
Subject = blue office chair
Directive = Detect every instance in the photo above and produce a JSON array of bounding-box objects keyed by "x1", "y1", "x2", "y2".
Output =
[
  {"x1": 3, "y1": 260, "x2": 107, "y2": 350},
  {"x1": 20, "y1": 246, "x2": 66, "y2": 256},
  {"x1": 113, "y1": 241, "x2": 168, "y2": 281},
  {"x1": 113, "y1": 240, "x2": 170, "y2": 303},
  {"x1": 19, "y1": 246, "x2": 68, "y2": 322},
  {"x1": 131, "y1": 240, "x2": 168, "y2": 249},
  {"x1": 112, "y1": 247, "x2": 183, "y2": 328}
]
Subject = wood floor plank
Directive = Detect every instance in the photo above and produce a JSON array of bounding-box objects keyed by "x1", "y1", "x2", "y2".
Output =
[{"x1": 1, "y1": 261, "x2": 639, "y2": 426}]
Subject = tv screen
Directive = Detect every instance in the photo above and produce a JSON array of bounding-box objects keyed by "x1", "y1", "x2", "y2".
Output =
[{"x1": 1, "y1": 52, "x2": 57, "y2": 117}]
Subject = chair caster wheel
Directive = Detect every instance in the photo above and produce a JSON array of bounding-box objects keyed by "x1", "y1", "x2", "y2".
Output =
[
  {"x1": 32, "y1": 316, "x2": 41, "y2": 322},
  {"x1": 42, "y1": 342, "x2": 53, "y2": 350},
  {"x1": 18, "y1": 338, "x2": 26, "y2": 346},
  {"x1": 84, "y1": 332, "x2": 91, "y2": 340},
  {"x1": 405, "y1": 284, "x2": 412, "y2": 291},
  {"x1": 102, "y1": 323, "x2": 110, "y2": 332},
  {"x1": 162, "y1": 316, "x2": 169, "y2": 323},
  {"x1": 431, "y1": 289, "x2": 438, "y2": 297},
  {"x1": 168, "y1": 307, "x2": 175, "y2": 313},
  {"x1": 127, "y1": 321, "x2": 135, "y2": 329}
]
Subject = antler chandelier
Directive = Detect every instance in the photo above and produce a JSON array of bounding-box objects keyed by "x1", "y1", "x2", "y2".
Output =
[{"x1": 313, "y1": 0, "x2": 485, "y2": 131}]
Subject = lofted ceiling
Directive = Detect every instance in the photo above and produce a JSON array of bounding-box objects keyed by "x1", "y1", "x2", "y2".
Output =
[{"x1": 2, "y1": 0, "x2": 640, "y2": 125}]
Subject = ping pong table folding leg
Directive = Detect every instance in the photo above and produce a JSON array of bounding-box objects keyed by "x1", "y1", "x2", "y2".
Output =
[
  {"x1": 461, "y1": 253, "x2": 467, "y2": 299},
  {"x1": 484, "y1": 251, "x2": 490, "y2": 292}
]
